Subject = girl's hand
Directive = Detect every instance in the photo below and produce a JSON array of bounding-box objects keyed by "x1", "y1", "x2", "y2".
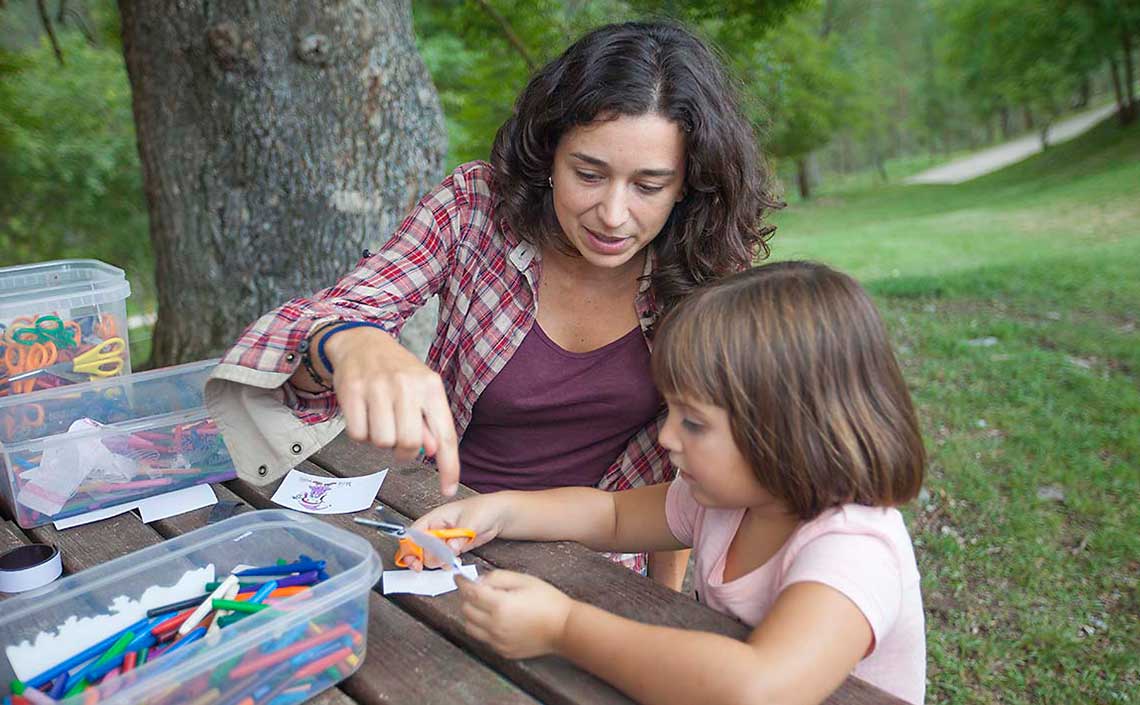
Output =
[
  {"x1": 404, "y1": 494, "x2": 511, "y2": 570},
  {"x1": 455, "y1": 571, "x2": 574, "y2": 659},
  {"x1": 321, "y1": 325, "x2": 459, "y2": 496}
]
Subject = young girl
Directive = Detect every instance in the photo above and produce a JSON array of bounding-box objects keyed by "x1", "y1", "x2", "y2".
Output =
[{"x1": 408, "y1": 261, "x2": 927, "y2": 705}]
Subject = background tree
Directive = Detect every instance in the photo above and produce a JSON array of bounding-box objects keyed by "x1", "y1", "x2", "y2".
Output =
[
  {"x1": 744, "y1": 9, "x2": 849, "y2": 199},
  {"x1": 117, "y1": 0, "x2": 447, "y2": 365}
]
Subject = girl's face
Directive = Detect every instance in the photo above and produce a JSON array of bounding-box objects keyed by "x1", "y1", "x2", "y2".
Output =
[
  {"x1": 658, "y1": 395, "x2": 781, "y2": 510},
  {"x1": 549, "y1": 113, "x2": 686, "y2": 271}
]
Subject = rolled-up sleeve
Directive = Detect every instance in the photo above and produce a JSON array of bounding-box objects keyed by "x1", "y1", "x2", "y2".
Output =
[{"x1": 206, "y1": 166, "x2": 473, "y2": 485}]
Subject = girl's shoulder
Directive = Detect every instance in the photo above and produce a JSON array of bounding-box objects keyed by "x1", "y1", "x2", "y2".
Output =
[{"x1": 787, "y1": 505, "x2": 919, "y2": 578}]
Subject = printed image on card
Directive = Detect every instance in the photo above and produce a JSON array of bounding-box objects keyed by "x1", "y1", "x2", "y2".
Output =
[{"x1": 270, "y1": 468, "x2": 388, "y2": 514}]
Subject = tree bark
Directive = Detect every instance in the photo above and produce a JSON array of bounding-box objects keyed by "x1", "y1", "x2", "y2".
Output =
[{"x1": 118, "y1": 0, "x2": 447, "y2": 365}]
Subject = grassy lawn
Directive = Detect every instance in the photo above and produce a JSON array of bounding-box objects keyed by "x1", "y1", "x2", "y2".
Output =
[{"x1": 769, "y1": 118, "x2": 1139, "y2": 704}]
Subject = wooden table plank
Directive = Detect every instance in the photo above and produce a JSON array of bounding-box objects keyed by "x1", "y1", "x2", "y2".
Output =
[
  {"x1": 312, "y1": 435, "x2": 911, "y2": 705},
  {"x1": 157, "y1": 482, "x2": 536, "y2": 705},
  {"x1": 229, "y1": 462, "x2": 634, "y2": 705}
]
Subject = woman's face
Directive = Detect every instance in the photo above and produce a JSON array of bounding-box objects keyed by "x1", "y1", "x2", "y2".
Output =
[{"x1": 549, "y1": 113, "x2": 686, "y2": 271}]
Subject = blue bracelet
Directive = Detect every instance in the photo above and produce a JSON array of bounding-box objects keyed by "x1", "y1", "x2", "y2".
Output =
[{"x1": 315, "y1": 321, "x2": 389, "y2": 375}]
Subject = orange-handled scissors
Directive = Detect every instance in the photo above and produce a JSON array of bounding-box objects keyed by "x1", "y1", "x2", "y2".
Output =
[
  {"x1": 2, "y1": 342, "x2": 58, "y2": 395},
  {"x1": 353, "y1": 513, "x2": 476, "y2": 570},
  {"x1": 93, "y1": 312, "x2": 118, "y2": 339},
  {"x1": 1, "y1": 403, "x2": 45, "y2": 439},
  {"x1": 394, "y1": 527, "x2": 477, "y2": 568},
  {"x1": 9, "y1": 337, "x2": 125, "y2": 384}
]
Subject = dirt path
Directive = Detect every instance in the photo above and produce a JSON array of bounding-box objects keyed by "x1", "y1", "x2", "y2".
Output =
[{"x1": 904, "y1": 102, "x2": 1119, "y2": 185}]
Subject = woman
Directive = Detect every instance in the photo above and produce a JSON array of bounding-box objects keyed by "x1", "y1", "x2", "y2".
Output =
[{"x1": 206, "y1": 20, "x2": 780, "y2": 585}]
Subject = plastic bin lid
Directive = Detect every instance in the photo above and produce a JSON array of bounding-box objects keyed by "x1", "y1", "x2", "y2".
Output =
[
  {"x1": 0, "y1": 259, "x2": 126, "y2": 293},
  {"x1": 0, "y1": 278, "x2": 131, "y2": 317}
]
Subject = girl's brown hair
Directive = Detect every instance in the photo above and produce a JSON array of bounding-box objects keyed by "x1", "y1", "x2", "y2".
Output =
[{"x1": 652, "y1": 261, "x2": 925, "y2": 519}]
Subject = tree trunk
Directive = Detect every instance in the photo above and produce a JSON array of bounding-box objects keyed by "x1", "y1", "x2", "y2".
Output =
[
  {"x1": 1121, "y1": 29, "x2": 1136, "y2": 124},
  {"x1": 1023, "y1": 106, "x2": 1035, "y2": 131},
  {"x1": 796, "y1": 157, "x2": 811, "y2": 200},
  {"x1": 1108, "y1": 54, "x2": 1135, "y2": 126},
  {"x1": 1075, "y1": 75, "x2": 1091, "y2": 109},
  {"x1": 118, "y1": 0, "x2": 447, "y2": 365},
  {"x1": 999, "y1": 106, "x2": 1013, "y2": 139}
]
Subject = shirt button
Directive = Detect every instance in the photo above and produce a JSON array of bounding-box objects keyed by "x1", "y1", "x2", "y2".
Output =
[
  {"x1": 257, "y1": 465, "x2": 268, "y2": 476},
  {"x1": 291, "y1": 443, "x2": 303, "y2": 454}
]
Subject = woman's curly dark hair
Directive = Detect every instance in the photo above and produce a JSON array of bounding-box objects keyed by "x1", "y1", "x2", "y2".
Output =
[{"x1": 490, "y1": 21, "x2": 782, "y2": 315}]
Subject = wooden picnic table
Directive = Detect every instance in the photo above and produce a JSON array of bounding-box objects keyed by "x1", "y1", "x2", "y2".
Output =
[{"x1": 1, "y1": 433, "x2": 907, "y2": 705}]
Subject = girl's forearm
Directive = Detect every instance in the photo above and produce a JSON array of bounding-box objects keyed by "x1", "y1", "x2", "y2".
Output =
[
  {"x1": 495, "y1": 487, "x2": 618, "y2": 548},
  {"x1": 555, "y1": 601, "x2": 774, "y2": 705}
]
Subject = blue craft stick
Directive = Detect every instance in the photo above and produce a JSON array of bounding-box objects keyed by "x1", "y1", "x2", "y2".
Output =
[
  {"x1": 248, "y1": 580, "x2": 278, "y2": 605},
  {"x1": 126, "y1": 630, "x2": 157, "y2": 653},
  {"x1": 162, "y1": 626, "x2": 207, "y2": 657},
  {"x1": 288, "y1": 636, "x2": 352, "y2": 669},
  {"x1": 267, "y1": 622, "x2": 310, "y2": 652},
  {"x1": 235, "y1": 560, "x2": 326, "y2": 577},
  {"x1": 26, "y1": 616, "x2": 151, "y2": 689},
  {"x1": 268, "y1": 690, "x2": 312, "y2": 705},
  {"x1": 84, "y1": 651, "x2": 128, "y2": 682},
  {"x1": 49, "y1": 675, "x2": 68, "y2": 700}
]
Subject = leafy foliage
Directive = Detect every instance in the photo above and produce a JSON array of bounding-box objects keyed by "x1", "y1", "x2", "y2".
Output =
[{"x1": 0, "y1": 31, "x2": 151, "y2": 298}]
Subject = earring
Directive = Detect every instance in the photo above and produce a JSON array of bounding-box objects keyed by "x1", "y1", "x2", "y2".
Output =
[{"x1": 548, "y1": 176, "x2": 554, "y2": 189}]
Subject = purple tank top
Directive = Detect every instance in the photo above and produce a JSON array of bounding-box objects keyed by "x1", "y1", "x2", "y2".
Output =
[{"x1": 458, "y1": 323, "x2": 663, "y2": 493}]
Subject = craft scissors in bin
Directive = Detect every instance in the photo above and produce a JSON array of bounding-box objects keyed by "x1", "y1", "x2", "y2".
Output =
[
  {"x1": 9, "y1": 337, "x2": 126, "y2": 384},
  {"x1": 1, "y1": 342, "x2": 58, "y2": 395},
  {"x1": 354, "y1": 510, "x2": 475, "y2": 571},
  {"x1": 1, "y1": 403, "x2": 45, "y2": 439},
  {"x1": 11, "y1": 315, "x2": 81, "y2": 348}
]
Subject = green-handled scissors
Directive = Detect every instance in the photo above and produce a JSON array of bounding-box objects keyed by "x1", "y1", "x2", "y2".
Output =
[
  {"x1": 12, "y1": 315, "x2": 80, "y2": 349},
  {"x1": 9, "y1": 337, "x2": 126, "y2": 384}
]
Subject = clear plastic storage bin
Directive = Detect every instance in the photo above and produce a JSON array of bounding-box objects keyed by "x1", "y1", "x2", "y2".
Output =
[
  {"x1": 0, "y1": 359, "x2": 236, "y2": 528},
  {"x1": 0, "y1": 510, "x2": 382, "y2": 705},
  {"x1": 0, "y1": 259, "x2": 132, "y2": 398}
]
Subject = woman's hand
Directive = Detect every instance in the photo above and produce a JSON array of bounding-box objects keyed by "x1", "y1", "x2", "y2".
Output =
[
  {"x1": 455, "y1": 571, "x2": 574, "y2": 659},
  {"x1": 320, "y1": 325, "x2": 459, "y2": 496},
  {"x1": 404, "y1": 494, "x2": 512, "y2": 570}
]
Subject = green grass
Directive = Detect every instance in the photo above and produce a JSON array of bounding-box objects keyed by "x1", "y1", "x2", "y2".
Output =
[{"x1": 769, "y1": 117, "x2": 1139, "y2": 704}]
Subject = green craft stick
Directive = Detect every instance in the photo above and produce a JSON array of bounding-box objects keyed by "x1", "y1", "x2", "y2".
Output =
[
  {"x1": 136, "y1": 647, "x2": 148, "y2": 666},
  {"x1": 212, "y1": 599, "x2": 269, "y2": 614},
  {"x1": 10, "y1": 679, "x2": 25, "y2": 695},
  {"x1": 217, "y1": 612, "x2": 252, "y2": 628},
  {"x1": 65, "y1": 631, "x2": 134, "y2": 697}
]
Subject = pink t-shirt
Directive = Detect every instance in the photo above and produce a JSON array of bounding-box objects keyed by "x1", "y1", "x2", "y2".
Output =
[{"x1": 666, "y1": 477, "x2": 926, "y2": 705}]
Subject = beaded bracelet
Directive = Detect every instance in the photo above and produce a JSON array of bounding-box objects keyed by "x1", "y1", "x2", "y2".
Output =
[
  {"x1": 296, "y1": 338, "x2": 333, "y2": 392},
  {"x1": 315, "y1": 321, "x2": 389, "y2": 375}
]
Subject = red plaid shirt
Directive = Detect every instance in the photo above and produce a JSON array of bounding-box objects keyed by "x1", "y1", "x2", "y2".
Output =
[{"x1": 221, "y1": 161, "x2": 672, "y2": 573}]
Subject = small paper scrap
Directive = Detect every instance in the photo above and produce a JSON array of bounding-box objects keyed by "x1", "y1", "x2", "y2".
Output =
[
  {"x1": 270, "y1": 468, "x2": 387, "y2": 514},
  {"x1": 17, "y1": 418, "x2": 138, "y2": 516},
  {"x1": 52, "y1": 485, "x2": 218, "y2": 530},
  {"x1": 383, "y1": 565, "x2": 478, "y2": 597}
]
